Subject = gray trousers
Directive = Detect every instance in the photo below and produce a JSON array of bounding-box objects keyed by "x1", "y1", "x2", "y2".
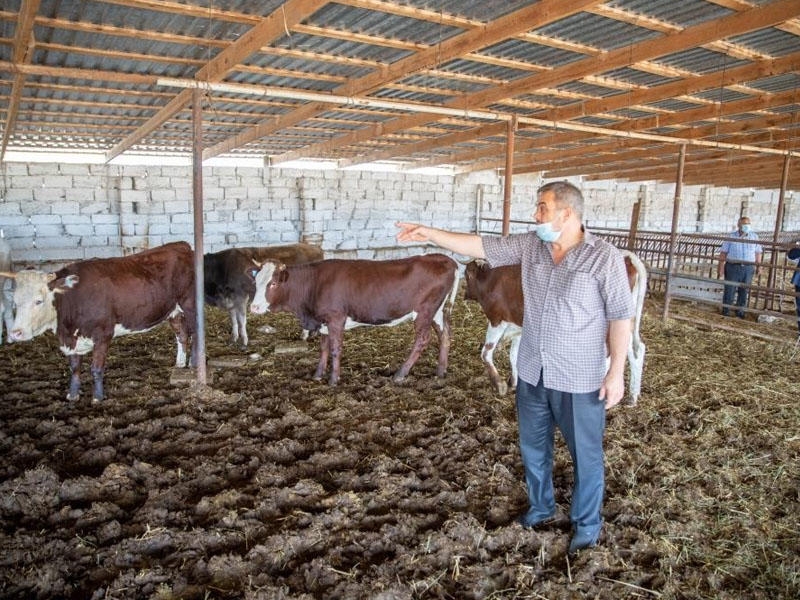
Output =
[{"x1": 515, "y1": 376, "x2": 605, "y2": 542}]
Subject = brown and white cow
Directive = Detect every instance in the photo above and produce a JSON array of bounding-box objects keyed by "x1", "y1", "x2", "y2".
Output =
[
  {"x1": 464, "y1": 249, "x2": 648, "y2": 404},
  {"x1": 204, "y1": 242, "x2": 323, "y2": 346},
  {"x1": 250, "y1": 254, "x2": 460, "y2": 386},
  {"x1": 463, "y1": 261, "x2": 523, "y2": 396},
  {"x1": 1, "y1": 241, "x2": 197, "y2": 402}
]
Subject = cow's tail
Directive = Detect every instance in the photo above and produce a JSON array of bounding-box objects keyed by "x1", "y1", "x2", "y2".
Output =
[
  {"x1": 621, "y1": 249, "x2": 648, "y2": 404},
  {"x1": 447, "y1": 263, "x2": 461, "y2": 309}
]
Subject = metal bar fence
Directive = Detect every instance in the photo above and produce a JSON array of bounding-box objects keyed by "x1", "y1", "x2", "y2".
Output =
[{"x1": 479, "y1": 217, "x2": 800, "y2": 339}]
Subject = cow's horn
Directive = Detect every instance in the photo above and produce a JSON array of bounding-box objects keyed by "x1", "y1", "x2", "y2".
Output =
[{"x1": 0, "y1": 271, "x2": 16, "y2": 279}]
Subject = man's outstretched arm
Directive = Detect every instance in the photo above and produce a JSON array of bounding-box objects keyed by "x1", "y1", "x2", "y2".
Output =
[{"x1": 395, "y1": 222, "x2": 486, "y2": 258}]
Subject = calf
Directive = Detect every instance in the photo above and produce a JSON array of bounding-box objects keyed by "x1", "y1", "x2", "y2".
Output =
[
  {"x1": 463, "y1": 261, "x2": 523, "y2": 396},
  {"x1": 204, "y1": 242, "x2": 323, "y2": 347},
  {"x1": 0, "y1": 231, "x2": 13, "y2": 344},
  {"x1": 250, "y1": 254, "x2": 460, "y2": 386},
  {"x1": 464, "y1": 250, "x2": 648, "y2": 404},
  {"x1": 1, "y1": 242, "x2": 197, "y2": 402}
]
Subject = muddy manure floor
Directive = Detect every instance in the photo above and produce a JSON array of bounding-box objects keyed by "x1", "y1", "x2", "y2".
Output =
[{"x1": 0, "y1": 297, "x2": 798, "y2": 600}]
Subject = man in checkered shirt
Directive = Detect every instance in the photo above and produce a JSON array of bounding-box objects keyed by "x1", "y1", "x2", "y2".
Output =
[{"x1": 397, "y1": 181, "x2": 634, "y2": 554}]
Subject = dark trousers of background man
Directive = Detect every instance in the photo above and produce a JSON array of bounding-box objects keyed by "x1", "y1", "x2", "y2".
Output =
[
  {"x1": 794, "y1": 283, "x2": 800, "y2": 334},
  {"x1": 722, "y1": 263, "x2": 755, "y2": 318}
]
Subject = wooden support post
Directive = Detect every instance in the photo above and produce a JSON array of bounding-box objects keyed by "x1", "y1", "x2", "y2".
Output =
[
  {"x1": 502, "y1": 116, "x2": 517, "y2": 237},
  {"x1": 662, "y1": 144, "x2": 686, "y2": 321},
  {"x1": 767, "y1": 154, "x2": 791, "y2": 310},
  {"x1": 628, "y1": 200, "x2": 641, "y2": 251},
  {"x1": 192, "y1": 89, "x2": 207, "y2": 386}
]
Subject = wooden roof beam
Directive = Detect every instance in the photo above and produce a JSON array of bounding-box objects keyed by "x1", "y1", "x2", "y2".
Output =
[
  {"x1": 294, "y1": 0, "x2": 800, "y2": 168},
  {"x1": 208, "y1": 0, "x2": 606, "y2": 161},
  {"x1": 441, "y1": 85, "x2": 800, "y2": 172},
  {"x1": 1, "y1": 0, "x2": 41, "y2": 161},
  {"x1": 104, "y1": 0, "x2": 330, "y2": 162},
  {"x1": 407, "y1": 51, "x2": 800, "y2": 171}
]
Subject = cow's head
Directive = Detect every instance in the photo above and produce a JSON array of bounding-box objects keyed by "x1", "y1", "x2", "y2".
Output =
[
  {"x1": 4, "y1": 270, "x2": 78, "y2": 341},
  {"x1": 463, "y1": 259, "x2": 489, "y2": 302},
  {"x1": 250, "y1": 260, "x2": 285, "y2": 314}
]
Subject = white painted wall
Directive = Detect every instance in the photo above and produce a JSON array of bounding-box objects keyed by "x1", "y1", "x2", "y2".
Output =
[{"x1": 0, "y1": 161, "x2": 797, "y2": 268}]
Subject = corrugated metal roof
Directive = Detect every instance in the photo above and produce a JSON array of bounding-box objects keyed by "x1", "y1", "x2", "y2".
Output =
[{"x1": 0, "y1": 0, "x2": 799, "y2": 189}]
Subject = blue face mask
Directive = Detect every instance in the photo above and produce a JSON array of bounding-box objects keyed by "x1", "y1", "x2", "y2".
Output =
[
  {"x1": 741, "y1": 224, "x2": 752, "y2": 234},
  {"x1": 535, "y1": 220, "x2": 562, "y2": 243}
]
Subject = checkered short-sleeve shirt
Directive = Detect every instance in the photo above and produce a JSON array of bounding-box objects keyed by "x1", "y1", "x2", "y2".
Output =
[{"x1": 483, "y1": 230, "x2": 635, "y2": 394}]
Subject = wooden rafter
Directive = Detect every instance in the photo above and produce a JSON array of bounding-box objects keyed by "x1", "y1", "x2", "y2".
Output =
[
  {"x1": 104, "y1": 0, "x2": 330, "y2": 162},
  {"x1": 307, "y1": 0, "x2": 800, "y2": 168},
  {"x1": 205, "y1": 0, "x2": 606, "y2": 160},
  {"x1": 0, "y1": 0, "x2": 41, "y2": 161}
]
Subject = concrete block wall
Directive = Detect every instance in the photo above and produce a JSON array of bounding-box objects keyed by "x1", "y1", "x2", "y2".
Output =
[{"x1": 0, "y1": 161, "x2": 797, "y2": 269}]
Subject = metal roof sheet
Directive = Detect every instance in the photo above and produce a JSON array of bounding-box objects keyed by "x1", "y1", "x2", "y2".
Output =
[{"x1": 0, "y1": 0, "x2": 798, "y2": 189}]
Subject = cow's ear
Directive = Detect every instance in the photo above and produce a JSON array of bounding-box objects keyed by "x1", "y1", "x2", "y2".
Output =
[{"x1": 51, "y1": 274, "x2": 80, "y2": 293}]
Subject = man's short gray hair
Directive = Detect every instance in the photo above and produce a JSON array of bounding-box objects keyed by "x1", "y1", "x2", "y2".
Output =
[{"x1": 537, "y1": 181, "x2": 584, "y2": 219}]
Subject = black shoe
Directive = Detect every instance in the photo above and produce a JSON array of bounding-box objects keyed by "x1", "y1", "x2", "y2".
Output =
[
  {"x1": 568, "y1": 531, "x2": 599, "y2": 554},
  {"x1": 516, "y1": 511, "x2": 556, "y2": 530}
]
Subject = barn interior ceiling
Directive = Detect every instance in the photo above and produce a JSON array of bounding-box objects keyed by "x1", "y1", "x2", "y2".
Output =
[{"x1": 1, "y1": 0, "x2": 800, "y2": 190}]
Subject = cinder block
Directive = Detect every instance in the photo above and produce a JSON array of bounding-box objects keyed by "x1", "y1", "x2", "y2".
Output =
[
  {"x1": 79, "y1": 235, "x2": 109, "y2": 247},
  {"x1": 151, "y1": 189, "x2": 176, "y2": 202},
  {"x1": 94, "y1": 224, "x2": 120, "y2": 236},
  {"x1": 120, "y1": 190, "x2": 148, "y2": 204},
  {"x1": 58, "y1": 164, "x2": 91, "y2": 176},
  {"x1": 163, "y1": 200, "x2": 189, "y2": 214},
  {"x1": 34, "y1": 188, "x2": 67, "y2": 203}
]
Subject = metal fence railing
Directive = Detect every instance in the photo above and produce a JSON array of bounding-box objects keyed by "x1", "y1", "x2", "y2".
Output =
[{"x1": 479, "y1": 217, "x2": 800, "y2": 341}]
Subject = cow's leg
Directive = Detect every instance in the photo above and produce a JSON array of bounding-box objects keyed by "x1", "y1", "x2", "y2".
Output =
[
  {"x1": 237, "y1": 298, "x2": 249, "y2": 347},
  {"x1": 327, "y1": 323, "x2": 346, "y2": 386},
  {"x1": 432, "y1": 307, "x2": 452, "y2": 378},
  {"x1": 168, "y1": 312, "x2": 190, "y2": 368},
  {"x1": 228, "y1": 308, "x2": 240, "y2": 345},
  {"x1": 0, "y1": 280, "x2": 12, "y2": 344},
  {"x1": 67, "y1": 354, "x2": 82, "y2": 401},
  {"x1": 313, "y1": 334, "x2": 330, "y2": 381},
  {"x1": 626, "y1": 337, "x2": 646, "y2": 405},
  {"x1": 178, "y1": 296, "x2": 198, "y2": 368},
  {"x1": 393, "y1": 317, "x2": 432, "y2": 382},
  {"x1": 481, "y1": 322, "x2": 509, "y2": 394},
  {"x1": 508, "y1": 332, "x2": 521, "y2": 393},
  {"x1": 90, "y1": 340, "x2": 110, "y2": 402},
  {"x1": 431, "y1": 322, "x2": 448, "y2": 378}
]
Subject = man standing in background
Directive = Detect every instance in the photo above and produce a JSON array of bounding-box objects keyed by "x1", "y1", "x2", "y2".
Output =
[{"x1": 718, "y1": 216, "x2": 762, "y2": 319}]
